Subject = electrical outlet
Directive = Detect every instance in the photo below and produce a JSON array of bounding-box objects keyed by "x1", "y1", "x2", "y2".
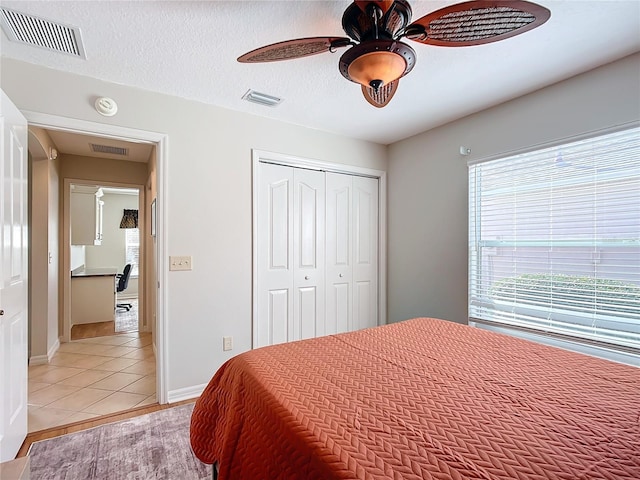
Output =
[
  {"x1": 223, "y1": 336, "x2": 233, "y2": 351},
  {"x1": 169, "y1": 256, "x2": 192, "y2": 271}
]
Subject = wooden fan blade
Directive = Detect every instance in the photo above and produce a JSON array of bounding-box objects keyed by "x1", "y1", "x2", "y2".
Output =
[
  {"x1": 238, "y1": 37, "x2": 351, "y2": 63},
  {"x1": 361, "y1": 80, "x2": 399, "y2": 108},
  {"x1": 355, "y1": 1, "x2": 395, "y2": 15},
  {"x1": 405, "y1": 0, "x2": 550, "y2": 47}
]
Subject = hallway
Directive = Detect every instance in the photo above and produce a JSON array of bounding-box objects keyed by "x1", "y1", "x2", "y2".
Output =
[{"x1": 27, "y1": 331, "x2": 155, "y2": 433}]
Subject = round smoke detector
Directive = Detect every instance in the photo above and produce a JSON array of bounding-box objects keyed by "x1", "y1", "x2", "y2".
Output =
[{"x1": 95, "y1": 97, "x2": 118, "y2": 116}]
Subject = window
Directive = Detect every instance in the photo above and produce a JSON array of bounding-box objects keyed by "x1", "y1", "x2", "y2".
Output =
[
  {"x1": 469, "y1": 126, "x2": 640, "y2": 352},
  {"x1": 125, "y1": 228, "x2": 140, "y2": 277}
]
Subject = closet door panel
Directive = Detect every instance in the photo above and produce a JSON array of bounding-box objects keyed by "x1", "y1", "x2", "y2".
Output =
[
  {"x1": 257, "y1": 163, "x2": 294, "y2": 347},
  {"x1": 293, "y1": 169, "x2": 325, "y2": 340},
  {"x1": 269, "y1": 289, "x2": 290, "y2": 345},
  {"x1": 353, "y1": 176, "x2": 379, "y2": 329},
  {"x1": 326, "y1": 173, "x2": 353, "y2": 335},
  {"x1": 297, "y1": 287, "x2": 318, "y2": 340},
  {"x1": 354, "y1": 281, "x2": 373, "y2": 331},
  {"x1": 330, "y1": 282, "x2": 351, "y2": 334}
]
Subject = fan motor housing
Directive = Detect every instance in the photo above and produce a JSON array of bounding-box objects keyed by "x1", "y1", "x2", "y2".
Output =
[
  {"x1": 342, "y1": 0, "x2": 413, "y2": 42},
  {"x1": 339, "y1": 40, "x2": 416, "y2": 88}
]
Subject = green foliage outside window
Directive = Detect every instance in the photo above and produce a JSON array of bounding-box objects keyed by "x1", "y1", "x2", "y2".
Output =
[{"x1": 491, "y1": 273, "x2": 640, "y2": 316}]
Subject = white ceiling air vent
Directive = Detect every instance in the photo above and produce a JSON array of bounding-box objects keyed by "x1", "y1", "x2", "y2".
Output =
[
  {"x1": 90, "y1": 144, "x2": 129, "y2": 156},
  {"x1": 242, "y1": 89, "x2": 282, "y2": 107},
  {"x1": 0, "y1": 7, "x2": 86, "y2": 59}
]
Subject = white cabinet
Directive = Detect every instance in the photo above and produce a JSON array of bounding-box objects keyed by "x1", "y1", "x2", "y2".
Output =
[
  {"x1": 71, "y1": 188, "x2": 104, "y2": 245},
  {"x1": 95, "y1": 197, "x2": 104, "y2": 243}
]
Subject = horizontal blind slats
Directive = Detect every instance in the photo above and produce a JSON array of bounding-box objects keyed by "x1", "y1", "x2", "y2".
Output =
[{"x1": 469, "y1": 126, "x2": 640, "y2": 351}]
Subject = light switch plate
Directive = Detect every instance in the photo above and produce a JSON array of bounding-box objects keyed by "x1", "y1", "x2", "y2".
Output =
[
  {"x1": 169, "y1": 255, "x2": 192, "y2": 271},
  {"x1": 223, "y1": 336, "x2": 233, "y2": 351}
]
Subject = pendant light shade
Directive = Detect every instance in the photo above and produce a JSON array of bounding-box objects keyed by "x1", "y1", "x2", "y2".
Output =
[
  {"x1": 339, "y1": 40, "x2": 416, "y2": 90},
  {"x1": 119, "y1": 209, "x2": 138, "y2": 229},
  {"x1": 347, "y1": 51, "x2": 407, "y2": 88}
]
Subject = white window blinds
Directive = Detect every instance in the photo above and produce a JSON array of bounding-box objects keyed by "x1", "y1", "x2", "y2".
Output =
[
  {"x1": 125, "y1": 228, "x2": 140, "y2": 277},
  {"x1": 469, "y1": 126, "x2": 640, "y2": 351}
]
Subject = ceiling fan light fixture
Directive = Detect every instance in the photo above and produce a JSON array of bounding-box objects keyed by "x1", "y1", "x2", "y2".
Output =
[
  {"x1": 339, "y1": 40, "x2": 416, "y2": 89},
  {"x1": 348, "y1": 51, "x2": 406, "y2": 89},
  {"x1": 238, "y1": 0, "x2": 551, "y2": 107}
]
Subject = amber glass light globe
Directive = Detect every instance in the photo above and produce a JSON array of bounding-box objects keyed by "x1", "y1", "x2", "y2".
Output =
[
  {"x1": 347, "y1": 51, "x2": 407, "y2": 88},
  {"x1": 339, "y1": 40, "x2": 416, "y2": 90}
]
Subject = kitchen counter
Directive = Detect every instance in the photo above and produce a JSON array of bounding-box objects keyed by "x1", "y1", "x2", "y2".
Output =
[
  {"x1": 71, "y1": 267, "x2": 117, "y2": 326},
  {"x1": 72, "y1": 267, "x2": 119, "y2": 277}
]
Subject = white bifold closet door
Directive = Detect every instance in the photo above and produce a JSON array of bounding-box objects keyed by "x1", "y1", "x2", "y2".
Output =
[
  {"x1": 256, "y1": 164, "x2": 325, "y2": 347},
  {"x1": 256, "y1": 163, "x2": 378, "y2": 348},
  {"x1": 325, "y1": 173, "x2": 378, "y2": 335}
]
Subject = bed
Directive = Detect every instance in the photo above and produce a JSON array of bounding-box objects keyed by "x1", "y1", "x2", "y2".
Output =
[{"x1": 190, "y1": 317, "x2": 640, "y2": 479}]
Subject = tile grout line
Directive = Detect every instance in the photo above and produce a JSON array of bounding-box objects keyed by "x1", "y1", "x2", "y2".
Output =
[{"x1": 27, "y1": 329, "x2": 156, "y2": 433}]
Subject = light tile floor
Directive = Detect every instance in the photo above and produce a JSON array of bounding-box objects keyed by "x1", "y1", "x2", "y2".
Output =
[{"x1": 28, "y1": 331, "x2": 156, "y2": 433}]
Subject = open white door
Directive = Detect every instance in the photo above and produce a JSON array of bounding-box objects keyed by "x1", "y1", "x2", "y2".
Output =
[{"x1": 0, "y1": 90, "x2": 29, "y2": 462}]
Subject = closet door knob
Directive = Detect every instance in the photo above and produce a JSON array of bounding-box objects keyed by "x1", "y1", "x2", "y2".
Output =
[
  {"x1": 305, "y1": 276, "x2": 310, "y2": 280},
  {"x1": 339, "y1": 274, "x2": 343, "y2": 278},
  {"x1": 0, "y1": 309, "x2": 4, "y2": 315}
]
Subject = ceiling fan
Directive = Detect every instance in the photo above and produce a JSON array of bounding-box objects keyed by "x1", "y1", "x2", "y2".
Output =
[{"x1": 238, "y1": 0, "x2": 550, "y2": 107}]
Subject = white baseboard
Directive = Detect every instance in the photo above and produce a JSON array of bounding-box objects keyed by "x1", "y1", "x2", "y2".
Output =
[
  {"x1": 29, "y1": 338, "x2": 61, "y2": 365},
  {"x1": 29, "y1": 354, "x2": 48, "y2": 366},
  {"x1": 167, "y1": 383, "x2": 207, "y2": 403},
  {"x1": 48, "y1": 338, "x2": 60, "y2": 361}
]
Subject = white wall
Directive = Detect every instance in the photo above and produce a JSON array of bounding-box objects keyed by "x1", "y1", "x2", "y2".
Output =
[
  {"x1": 387, "y1": 52, "x2": 640, "y2": 325},
  {"x1": 0, "y1": 58, "x2": 388, "y2": 397},
  {"x1": 85, "y1": 192, "x2": 140, "y2": 295},
  {"x1": 70, "y1": 246, "x2": 85, "y2": 271}
]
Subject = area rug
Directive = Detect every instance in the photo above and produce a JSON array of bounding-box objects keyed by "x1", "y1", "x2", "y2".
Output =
[
  {"x1": 28, "y1": 403, "x2": 212, "y2": 480},
  {"x1": 115, "y1": 298, "x2": 139, "y2": 333}
]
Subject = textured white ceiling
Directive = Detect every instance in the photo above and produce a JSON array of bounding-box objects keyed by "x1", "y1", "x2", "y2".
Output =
[{"x1": 1, "y1": 1, "x2": 639, "y2": 145}]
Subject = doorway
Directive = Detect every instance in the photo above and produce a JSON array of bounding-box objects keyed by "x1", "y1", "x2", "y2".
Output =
[
  {"x1": 25, "y1": 113, "x2": 168, "y2": 433},
  {"x1": 68, "y1": 183, "x2": 142, "y2": 340}
]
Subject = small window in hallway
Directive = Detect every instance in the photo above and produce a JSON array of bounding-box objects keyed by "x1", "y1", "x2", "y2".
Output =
[{"x1": 125, "y1": 228, "x2": 139, "y2": 277}]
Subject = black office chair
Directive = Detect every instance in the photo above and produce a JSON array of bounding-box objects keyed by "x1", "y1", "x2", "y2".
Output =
[{"x1": 116, "y1": 264, "x2": 133, "y2": 311}]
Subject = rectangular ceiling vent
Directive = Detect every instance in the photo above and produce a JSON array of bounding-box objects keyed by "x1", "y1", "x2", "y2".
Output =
[
  {"x1": 90, "y1": 144, "x2": 129, "y2": 156},
  {"x1": 0, "y1": 7, "x2": 86, "y2": 59},
  {"x1": 242, "y1": 89, "x2": 283, "y2": 107}
]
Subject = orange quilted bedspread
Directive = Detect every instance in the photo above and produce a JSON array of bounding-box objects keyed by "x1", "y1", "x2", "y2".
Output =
[{"x1": 190, "y1": 318, "x2": 640, "y2": 479}]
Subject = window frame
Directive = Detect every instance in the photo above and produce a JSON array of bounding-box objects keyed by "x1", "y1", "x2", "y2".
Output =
[{"x1": 468, "y1": 122, "x2": 640, "y2": 359}]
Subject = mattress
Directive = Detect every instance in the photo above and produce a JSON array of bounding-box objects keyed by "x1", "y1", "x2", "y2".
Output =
[{"x1": 190, "y1": 318, "x2": 640, "y2": 479}]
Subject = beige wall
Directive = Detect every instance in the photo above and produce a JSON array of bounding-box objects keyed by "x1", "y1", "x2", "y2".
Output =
[
  {"x1": 60, "y1": 154, "x2": 148, "y2": 185},
  {"x1": 28, "y1": 127, "x2": 60, "y2": 362},
  {"x1": 1, "y1": 58, "x2": 388, "y2": 397},
  {"x1": 387, "y1": 52, "x2": 640, "y2": 325},
  {"x1": 145, "y1": 147, "x2": 158, "y2": 343}
]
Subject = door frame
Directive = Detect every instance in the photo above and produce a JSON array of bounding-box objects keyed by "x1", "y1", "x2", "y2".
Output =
[
  {"x1": 21, "y1": 111, "x2": 169, "y2": 404},
  {"x1": 251, "y1": 149, "x2": 387, "y2": 348}
]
